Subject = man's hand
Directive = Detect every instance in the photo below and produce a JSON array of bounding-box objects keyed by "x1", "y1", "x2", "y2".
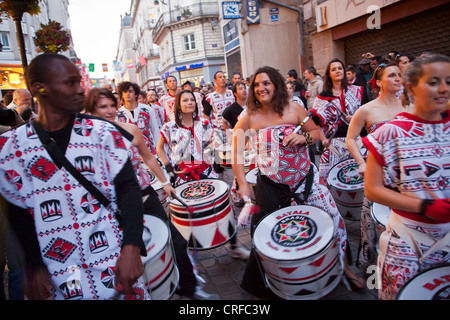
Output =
[{"x1": 115, "y1": 245, "x2": 144, "y2": 294}]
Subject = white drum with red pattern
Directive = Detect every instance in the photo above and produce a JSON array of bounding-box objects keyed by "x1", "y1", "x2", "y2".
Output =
[
  {"x1": 253, "y1": 205, "x2": 343, "y2": 300},
  {"x1": 327, "y1": 159, "x2": 364, "y2": 219},
  {"x1": 141, "y1": 215, "x2": 179, "y2": 300},
  {"x1": 169, "y1": 179, "x2": 236, "y2": 250},
  {"x1": 397, "y1": 265, "x2": 450, "y2": 300}
]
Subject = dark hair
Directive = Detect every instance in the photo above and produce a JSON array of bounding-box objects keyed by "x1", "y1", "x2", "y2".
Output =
[
  {"x1": 26, "y1": 53, "x2": 71, "y2": 87},
  {"x1": 305, "y1": 67, "x2": 318, "y2": 76},
  {"x1": 84, "y1": 87, "x2": 118, "y2": 114},
  {"x1": 287, "y1": 69, "x2": 298, "y2": 79},
  {"x1": 247, "y1": 66, "x2": 289, "y2": 117},
  {"x1": 323, "y1": 58, "x2": 348, "y2": 93},
  {"x1": 173, "y1": 90, "x2": 199, "y2": 127},
  {"x1": 232, "y1": 81, "x2": 246, "y2": 97},
  {"x1": 214, "y1": 71, "x2": 224, "y2": 80},
  {"x1": 117, "y1": 81, "x2": 140, "y2": 101},
  {"x1": 345, "y1": 65, "x2": 357, "y2": 73},
  {"x1": 164, "y1": 75, "x2": 177, "y2": 85}
]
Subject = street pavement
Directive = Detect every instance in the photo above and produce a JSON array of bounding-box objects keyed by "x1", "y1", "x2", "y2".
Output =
[{"x1": 171, "y1": 165, "x2": 379, "y2": 301}]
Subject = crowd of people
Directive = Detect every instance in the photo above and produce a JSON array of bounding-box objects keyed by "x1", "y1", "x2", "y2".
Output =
[{"x1": 0, "y1": 49, "x2": 448, "y2": 301}]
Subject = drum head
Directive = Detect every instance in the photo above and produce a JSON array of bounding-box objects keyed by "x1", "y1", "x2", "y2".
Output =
[
  {"x1": 142, "y1": 215, "x2": 169, "y2": 263},
  {"x1": 327, "y1": 159, "x2": 364, "y2": 191},
  {"x1": 397, "y1": 265, "x2": 450, "y2": 300},
  {"x1": 371, "y1": 202, "x2": 390, "y2": 227},
  {"x1": 253, "y1": 205, "x2": 335, "y2": 261},
  {"x1": 246, "y1": 168, "x2": 259, "y2": 185},
  {"x1": 169, "y1": 179, "x2": 229, "y2": 207}
]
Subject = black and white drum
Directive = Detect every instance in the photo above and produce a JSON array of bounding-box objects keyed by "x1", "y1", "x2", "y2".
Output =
[
  {"x1": 141, "y1": 215, "x2": 179, "y2": 300},
  {"x1": 169, "y1": 179, "x2": 237, "y2": 250},
  {"x1": 253, "y1": 205, "x2": 343, "y2": 300},
  {"x1": 397, "y1": 265, "x2": 450, "y2": 300},
  {"x1": 327, "y1": 159, "x2": 364, "y2": 220},
  {"x1": 371, "y1": 202, "x2": 391, "y2": 238}
]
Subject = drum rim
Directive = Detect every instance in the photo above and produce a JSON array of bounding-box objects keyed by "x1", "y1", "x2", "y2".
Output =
[
  {"x1": 327, "y1": 158, "x2": 364, "y2": 189},
  {"x1": 142, "y1": 215, "x2": 171, "y2": 264},
  {"x1": 169, "y1": 189, "x2": 229, "y2": 212},
  {"x1": 252, "y1": 205, "x2": 336, "y2": 261},
  {"x1": 170, "y1": 196, "x2": 231, "y2": 219},
  {"x1": 370, "y1": 202, "x2": 391, "y2": 226},
  {"x1": 169, "y1": 179, "x2": 230, "y2": 207},
  {"x1": 396, "y1": 264, "x2": 450, "y2": 300},
  {"x1": 254, "y1": 236, "x2": 335, "y2": 262}
]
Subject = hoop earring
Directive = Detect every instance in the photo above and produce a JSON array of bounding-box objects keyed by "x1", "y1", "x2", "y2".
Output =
[{"x1": 193, "y1": 111, "x2": 197, "y2": 118}]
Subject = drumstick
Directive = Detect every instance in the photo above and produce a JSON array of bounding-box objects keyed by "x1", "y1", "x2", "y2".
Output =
[
  {"x1": 293, "y1": 112, "x2": 313, "y2": 134},
  {"x1": 170, "y1": 192, "x2": 195, "y2": 213}
]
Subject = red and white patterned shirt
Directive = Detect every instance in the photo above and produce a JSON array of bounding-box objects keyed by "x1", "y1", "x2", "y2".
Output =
[
  {"x1": 362, "y1": 111, "x2": 450, "y2": 222},
  {"x1": 158, "y1": 93, "x2": 176, "y2": 122},
  {"x1": 205, "y1": 90, "x2": 235, "y2": 131}
]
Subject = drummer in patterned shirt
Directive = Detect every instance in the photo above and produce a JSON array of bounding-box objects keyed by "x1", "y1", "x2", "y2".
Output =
[
  {"x1": 159, "y1": 75, "x2": 179, "y2": 122},
  {"x1": 157, "y1": 90, "x2": 250, "y2": 260},
  {"x1": 116, "y1": 81, "x2": 160, "y2": 154},
  {"x1": 363, "y1": 53, "x2": 450, "y2": 300},
  {"x1": 202, "y1": 71, "x2": 235, "y2": 173}
]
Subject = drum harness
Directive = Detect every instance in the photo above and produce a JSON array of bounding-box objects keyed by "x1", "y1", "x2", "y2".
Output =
[{"x1": 380, "y1": 212, "x2": 450, "y2": 272}]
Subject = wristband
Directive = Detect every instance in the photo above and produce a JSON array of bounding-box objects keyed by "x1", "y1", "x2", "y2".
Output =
[
  {"x1": 161, "y1": 181, "x2": 170, "y2": 186},
  {"x1": 419, "y1": 199, "x2": 433, "y2": 215},
  {"x1": 165, "y1": 164, "x2": 174, "y2": 173},
  {"x1": 302, "y1": 132, "x2": 313, "y2": 146}
]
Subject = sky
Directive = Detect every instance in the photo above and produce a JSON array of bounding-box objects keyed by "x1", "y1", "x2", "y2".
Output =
[{"x1": 68, "y1": 0, "x2": 131, "y2": 80}]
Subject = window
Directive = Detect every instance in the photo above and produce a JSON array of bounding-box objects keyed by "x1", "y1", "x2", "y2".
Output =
[
  {"x1": 183, "y1": 34, "x2": 195, "y2": 51},
  {"x1": 0, "y1": 32, "x2": 11, "y2": 51}
]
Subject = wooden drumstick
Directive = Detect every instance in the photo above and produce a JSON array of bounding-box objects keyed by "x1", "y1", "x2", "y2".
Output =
[{"x1": 170, "y1": 192, "x2": 195, "y2": 213}]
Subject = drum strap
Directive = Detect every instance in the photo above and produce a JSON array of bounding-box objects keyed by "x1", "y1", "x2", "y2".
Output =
[
  {"x1": 258, "y1": 165, "x2": 314, "y2": 206},
  {"x1": 388, "y1": 212, "x2": 450, "y2": 266}
]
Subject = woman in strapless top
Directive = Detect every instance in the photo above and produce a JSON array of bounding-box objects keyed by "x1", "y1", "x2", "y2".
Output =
[
  {"x1": 232, "y1": 66, "x2": 365, "y2": 299},
  {"x1": 346, "y1": 62, "x2": 405, "y2": 276}
]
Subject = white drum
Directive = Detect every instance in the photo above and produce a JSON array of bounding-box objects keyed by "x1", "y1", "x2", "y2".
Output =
[
  {"x1": 397, "y1": 265, "x2": 450, "y2": 300},
  {"x1": 253, "y1": 205, "x2": 343, "y2": 300},
  {"x1": 327, "y1": 159, "x2": 365, "y2": 220},
  {"x1": 371, "y1": 202, "x2": 391, "y2": 238},
  {"x1": 169, "y1": 179, "x2": 237, "y2": 250},
  {"x1": 141, "y1": 215, "x2": 179, "y2": 300},
  {"x1": 245, "y1": 168, "x2": 259, "y2": 187}
]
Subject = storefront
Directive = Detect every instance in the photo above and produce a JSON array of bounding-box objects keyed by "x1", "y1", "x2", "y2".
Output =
[
  {"x1": 311, "y1": 0, "x2": 449, "y2": 74},
  {"x1": 0, "y1": 65, "x2": 27, "y2": 98}
]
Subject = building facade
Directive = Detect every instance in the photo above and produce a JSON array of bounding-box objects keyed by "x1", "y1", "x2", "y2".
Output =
[
  {"x1": 152, "y1": 0, "x2": 225, "y2": 87},
  {"x1": 306, "y1": 0, "x2": 450, "y2": 75},
  {"x1": 220, "y1": 0, "x2": 305, "y2": 81},
  {"x1": 0, "y1": 0, "x2": 75, "y2": 98}
]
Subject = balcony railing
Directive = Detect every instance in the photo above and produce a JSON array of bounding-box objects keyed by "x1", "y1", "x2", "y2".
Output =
[{"x1": 152, "y1": 2, "x2": 219, "y2": 40}]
